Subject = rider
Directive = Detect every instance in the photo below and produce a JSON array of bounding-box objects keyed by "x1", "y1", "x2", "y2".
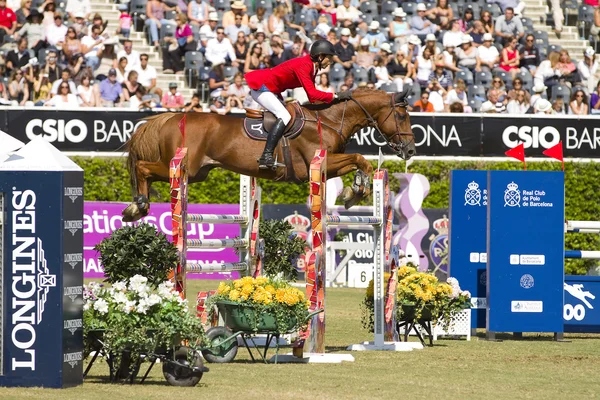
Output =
[{"x1": 244, "y1": 39, "x2": 352, "y2": 170}]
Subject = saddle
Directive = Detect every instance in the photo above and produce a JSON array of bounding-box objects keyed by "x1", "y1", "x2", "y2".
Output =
[{"x1": 243, "y1": 101, "x2": 306, "y2": 141}]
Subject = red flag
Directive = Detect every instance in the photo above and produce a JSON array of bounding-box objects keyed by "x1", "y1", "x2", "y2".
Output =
[
  {"x1": 178, "y1": 114, "x2": 186, "y2": 147},
  {"x1": 542, "y1": 141, "x2": 564, "y2": 171},
  {"x1": 505, "y1": 143, "x2": 526, "y2": 170}
]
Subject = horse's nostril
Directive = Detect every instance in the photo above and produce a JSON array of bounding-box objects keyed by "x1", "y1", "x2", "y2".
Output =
[{"x1": 407, "y1": 149, "x2": 416, "y2": 156}]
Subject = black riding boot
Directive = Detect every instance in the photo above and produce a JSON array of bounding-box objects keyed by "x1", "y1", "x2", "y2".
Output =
[{"x1": 258, "y1": 118, "x2": 286, "y2": 170}]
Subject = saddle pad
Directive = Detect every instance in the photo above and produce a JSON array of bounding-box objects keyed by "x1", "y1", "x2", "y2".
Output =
[{"x1": 243, "y1": 102, "x2": 305, "y2": 141}]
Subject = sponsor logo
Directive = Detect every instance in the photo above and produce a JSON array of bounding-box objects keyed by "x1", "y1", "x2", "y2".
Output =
[
  {"x1": 64, "y1": 253, "x2": 83, "y2": 269},
  {"x1": 502, "y1": 126, "x2": 560, "y2": 149},
  {"x1": 471, "y1": 297, "x2": 487, "y2": 309},
  {"x1": 64, "y1": 285, "x2": 83, "y2": 302},
  {"x1": 509, "y1": 254, "x2": 545, "y2": 265},
  {"x1": 464, "y1": 181, "x2": 487, "y2": 206},
  {"x1": 63, "y1": 351, "x2": 83, "y2": 368},
  {"x1": 520, "y1": 274, "x2": 535, "y2": 289},
  {"x1": 25, "y1": 118, "x2": 146, "y2": 144},
  {"x1": 64, "y1": 187, "x2": 83, "y2": 203},
  {"x1": 10, "y1": 188, "x2": 56, "y2": 371},
  {"x1": 504, "y1": 182, "x2": 520, "y2": 207},
  {"x1": 64, "y1": 319, "x2": 82, "y2": 335},
  {"x1": 511, "y1": 300, "x2": 543, "y2": 313},
  {"x1": 429, "y1": 216, "x2": 449, "y2": 275},
  {"x1": 564, "y1": 282, "x2": 596, "y2": 321},
  {"x1": 64, "y1": 220, "x2": 83, "y2": 236}
]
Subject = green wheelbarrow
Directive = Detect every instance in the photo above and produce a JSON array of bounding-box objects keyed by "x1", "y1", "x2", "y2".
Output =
[{"x1": 200, "y1": 301, "x2": 323, "y2": 364}]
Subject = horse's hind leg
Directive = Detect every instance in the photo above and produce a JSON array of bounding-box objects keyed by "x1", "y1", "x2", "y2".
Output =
[
  {"x1": 327, "y1": 154, "x2": 373, "y2": 209},
  {"x1": 122, "y1": 160, "x2": 170, "y2": 222}
]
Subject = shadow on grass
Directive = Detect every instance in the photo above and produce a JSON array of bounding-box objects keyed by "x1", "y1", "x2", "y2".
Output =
[{"x1": 472, "y1": 332, "x2": 571, "y2": 342}]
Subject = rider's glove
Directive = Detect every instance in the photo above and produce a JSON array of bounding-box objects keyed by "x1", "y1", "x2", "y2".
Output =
[{"x1": 336, "y1": 91, "x2": 352, "y2": 101}]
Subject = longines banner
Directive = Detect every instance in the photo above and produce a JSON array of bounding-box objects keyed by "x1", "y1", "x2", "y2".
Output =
[{"x1": 2, "y1": 108, "x2": 599, "y2": 157}]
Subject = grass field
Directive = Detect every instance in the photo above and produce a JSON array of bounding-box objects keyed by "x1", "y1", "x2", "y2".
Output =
[{"x1": 1, "y1": 280, "x2": 599, "y2": 400}]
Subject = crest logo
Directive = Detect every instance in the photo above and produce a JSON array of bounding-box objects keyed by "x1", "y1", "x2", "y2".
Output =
[
  {"x1": 504, "y1": 182, "x2": 520, "y2": 207},
  {"x1": 64, "y1": 187, "x2": 83, "y2": 203},
  {"x1": 520, "y1": 274, "x2": 534, "y2": 289},
  {"x1": 429, "y1": 216, "x2": 449, "y2": 275},
  {"x1": 284, "y1": 211, "x2": 310, "y2": 241},
  {"x1": 464, "y1": 181, "x2": 481, "y2": 206}
]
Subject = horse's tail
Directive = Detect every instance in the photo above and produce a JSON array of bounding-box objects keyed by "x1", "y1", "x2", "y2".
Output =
[{"x1": 126, "y1": 113, "x2": 177, "y2": 195}]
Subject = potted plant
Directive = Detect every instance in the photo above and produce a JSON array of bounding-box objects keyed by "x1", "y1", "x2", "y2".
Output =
[{"x1": 83, "y1": 276, "x2": 205, "y2": 383}]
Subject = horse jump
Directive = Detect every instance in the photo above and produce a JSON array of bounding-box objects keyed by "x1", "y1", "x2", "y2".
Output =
[
  {"x1": 169, "y1": 147, "x2": 262, "y2": 297},
  {"x1": 301, "y1": 149, "x2": 416, "y2": 354},
  {"x1": 565, "y1": 220, "x2": 600, "y2": 259}
]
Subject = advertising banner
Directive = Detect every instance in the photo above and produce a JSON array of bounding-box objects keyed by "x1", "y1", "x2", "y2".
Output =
[
  {"x1": 84, "y1": 202, "x2": 242, "y2": 280},
  {"x1": 482, "y1": 116, "x2": 600, "y2": 158},
  {"x1": 449, "y1": 170, "x2": 488, "y2": 329},
  {"x1": 486, "y1": 170, "x2": 565, "y2": 334},
  {"x1": 564, "y1": 276, "x2": 600, "y2": 333}
]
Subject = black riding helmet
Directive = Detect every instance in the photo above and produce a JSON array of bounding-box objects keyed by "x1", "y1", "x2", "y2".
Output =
[{"x1": 310, "y1": 39, "x2": 337, "y2": 61}]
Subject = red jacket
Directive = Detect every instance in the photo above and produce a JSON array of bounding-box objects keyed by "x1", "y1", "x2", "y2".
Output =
[{"x1": 245, "y1": 55, "x2": 334, "y2": 103}]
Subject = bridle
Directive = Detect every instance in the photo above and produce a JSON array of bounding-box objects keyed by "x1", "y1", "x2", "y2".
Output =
[{"x1": 349, "y1": 94, "x2": 415, "y2": 159}]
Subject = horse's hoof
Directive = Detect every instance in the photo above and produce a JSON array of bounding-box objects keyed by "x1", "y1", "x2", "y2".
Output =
[
  {"x1": 344, "y1": 196, "x2": 360, "y2": 209},
  {"x1": 341, "y1": 187, "x2": 354, "y2": 202},
  {"x1": 122, "y1": 204, "x2": 142, "y2": 222}
]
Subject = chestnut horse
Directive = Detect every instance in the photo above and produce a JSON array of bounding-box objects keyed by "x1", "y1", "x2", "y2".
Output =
[{"x1": 122, "y1": 89, "x2": 416, "y2": 222}]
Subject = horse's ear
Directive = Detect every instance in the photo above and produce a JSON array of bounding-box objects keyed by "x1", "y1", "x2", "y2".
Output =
[{"x1": 394, "y1": 90, "x2": 408, "y2": 105}]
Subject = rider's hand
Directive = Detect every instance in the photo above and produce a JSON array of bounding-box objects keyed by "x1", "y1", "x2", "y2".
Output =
[{"x1": 336, "y1": 91, "x2": 352, "y2": 101}]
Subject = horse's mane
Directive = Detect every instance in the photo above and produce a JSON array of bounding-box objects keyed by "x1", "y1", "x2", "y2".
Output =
[{"x1": 300, "y1": 88, "x2": 392, "y2": 111}]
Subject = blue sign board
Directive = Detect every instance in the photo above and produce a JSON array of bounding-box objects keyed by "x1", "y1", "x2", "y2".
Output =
[
  {"x1": 448, "y1": 170, "x2": 488, "y2": 329},
  {"x1": 564, "y1": 275, "x2": 600, "y2": 333},
  {"x1": 0, "y1": 170, "x2": 83, "y2": 388},
  {"x1": 486, "y1": 170, "x2": 564, "y2": 334}
]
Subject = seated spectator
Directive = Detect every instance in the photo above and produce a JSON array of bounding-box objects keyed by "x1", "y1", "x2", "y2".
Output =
[
  {"x1": 534, "y1": 98, "x2": 552, "y2": 114},
  {"x1": 487, "y1": 88, "x2": 506, "y2": 112},
  {"x1": 489, "y1": 0, "x2": 526, "y2": 15},
  {"x1": 0, "y1": 0, "x2": 17, "y2": 44},
  {"x1": 449, "y1": 102, "x2": 464, "y2": 112},
  {"x1": 534, "y1": 51, "x2": 559, "y2": 88},
  {"x1": 8, "y1": 69, "x2": 28, "y2": 105},
  {"x1": 316, "y1": 72, "x2": 335, "y2": 93},
  {"x1": 389, "y1": 8, "x2": 410, "y2": 47},
  {"x1": 71, "y1": 12, "x2": 88, "y2": 36},
  {"x1": 183, "y1": 92, "x2": 203, "y2": 112},
  {"x1": 556, "y1": 49, "x2": 579, "y2": 87},
  {"x1": 429, "y1": 62, "x2": 453, "y2": 90},
  {"x1": 224, "y1": 1, "x2": 249, "y2": 28},
  {"x1": 476, "y1": 33, "x2": 500, "y2": 72},
  {"x1": 480, "y1": 100, "x2": 496, "y2": 113},
  {"x1": 41, "y1": 48, "x2": 60, "y2": 83},
  {"x1": 163, "y1": 13, "x2": 195, "y2": 75},
  {"x1": 443, "y1": 19, "x2": 463, "y2": 48},
  {"x1": 144, "y1": 0, "x2": 178, "y2": 48},
  {"x1": 420, "y1": 33, "x2": 441, "y2": 58},
  {"x1": 245, "y1": 42, "x2": 266, "y2": 71},
  {"x1": 115, "y1": 56, "x2": 129, "y2": 83},
  {"x1": 62, "y1": 27, "x2": 82, "y2": 63},
  {"x1": 248, "y1": 6, "x2": 268, "y2": 33},
  {"x1": 81, "y1": 25, "x2": 104, "y2": 72},
  {"x1": 268, "y1": 41, "x2": 288, "y2": 68},
  {"x1": 445, "y1": 78, "x2": 469, "y2": 111},
  {"x1": 400, "y1": 35, "x2": 421, "y2": 63},
  {"x1": 411, "y1": 3, "x2": 439, "y2": 36},
  {"x1": 569, "y1": 89, "x2": 589, "y2": 115},
  {"x1": 415, "y1": 47, "x2": 435, "y2": 88},
  {"x1": 44, "y1": 80, "x2": 78, "y2": 107},
  {"x1": 442, "y1": 42, "x2": 462, "y2": 75},
  {"x1": 32, "y1": 71, "x2": 51, "y2": 105},
  {"x1": 494, "y1": 7, "x2": 524, "y2": 45},
  {"x1": 77, "y1": 74, "x2": 98, "y2": 106},
  {"x1": 355, "y1": 38, "x2": 374, "y2": 69},
  {"x1": 129, "y1": 86, "x2": 153, "y2": 110},
  {"x1": 578, "y1": 47, "x2": 599, "y2": 94},
  {"x1": 5, "y1": 37, "x2": 30, "y2": 76},
  {"x1": 205, "y1": 26, "x2": 238, "y2": 66},
  {"x1": 15, "y1": 9, "x2": 45, "y2": 53},
  {"x1": 410, "y1": 91, "x2": 435, "y2": 112},
  {"x1": 338, "y1": 71, "x2": 357, "y2": 91},
  {"x1": 470, "y1": 21, "x2": 485, "y2": 45},
  {"x1": 121, "y1": 70, "x2": 142, "y2": 102},
  {"x1": 226, "y1": 12, "x2": 250, "y2": 43},
  {"x1": 208, "y1": 60, "x2": 228, "y2": 97},
  {"x1": 552, "y1": 98, "x2": 566, "y2": 114},
  {"x1": 135, "y1": 53, "x2": 162, "y2": 99},
  {"x1": 459, "y1": 9, "x2": 475, "y2": 33},
  {"x1": 387, "y1": 50, "x2": 415, "y2": 92},
  {"x1": 40, "y1": 0, "x2": 55, "y2": 31},
  {"x1": 65, "y1": 0, "x2": 90, "y2": 22},
  {"x1": 226, "y1": 71, "x2": 249, "y2": 102},
  {"x1": 333, "y1": 27, "x2": 355, "y2": 71},
  {"x1": 372, "y1": 55, "x2": 391, "y2": 88},
  {"x1": 426, "y1": 0, "x2": 454, "y2": 31},
  {"x1": 591, "y1": 81, "x2": 600, "y2": 114},
  {"x1": 88, "y1": 13, "x2": 107, "y2": 36},
  {"x1": 336, "y1": 0, "x2": 360, "y2": 25},
  {"x1": 209, "y1": 95, "x2": 232, "y2": 115},
  {"x1": 114, "y1": 39, "x2": 140, "y2": 70},
  {"x1": 481, "y1": 11, "x2": 494, "y2": 34},
  {"x1": 99, "y1": 68, "x2": 124, "y2": 106},
  {"x1": 519, "y1": 34, "x2": 539, "y2": 75},
  {"x1": 233, "y1": 31, "x2": 249, "y2": 72},
  {"x1": 365, "y1": 21, "x2": 387, "y2": 53},
  {"x1": 457, "y1": 35, "x2": 477, "y2": 72},
  {"x1": 51, "y1": 68, "x2": 77, "y2": 95},
  {"x1": 46, "y1": 12, "x2": 66, "y2": 48},
  {"x1": 187, "y1": 0, "x2": 208, "y2": 27},
  {"x1": 530, "y1": 82, "x2": 546, "y2": 107},
  {"x1": 199, "y1": 12, "x2": 218, "y2": 48},
  {"x1": 427, "y1": 81, "x2": 447, "y2": 112},
  {"x1": 499, "y1": 35, "x2": 520, "y2": 78},
  {"x1": 162, "y1": 82, "x2": 184, "y2": 110},
  {"x1": 507, "y1": 77, "x2": 530, "y2": 103},
  {"x1": 15, "y1": 0, "x2": 30, "y2": 29},
  {"x1": 506, "y1": 89, "x2": 528, "y2": 113}
]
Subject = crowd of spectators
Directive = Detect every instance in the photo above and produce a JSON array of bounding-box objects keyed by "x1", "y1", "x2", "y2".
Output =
[{"x1": 0, "y1": 0, "x2": 597, "y2": 115}]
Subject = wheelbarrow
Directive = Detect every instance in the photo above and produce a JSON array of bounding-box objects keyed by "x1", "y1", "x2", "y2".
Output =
[{"x1": 200, "y1": 301, "x2": 324, "y2": 364}]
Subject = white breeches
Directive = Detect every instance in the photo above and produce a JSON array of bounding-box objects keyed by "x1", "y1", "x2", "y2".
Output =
[{"x1": 250, "y1": 89, "x2": 292, "y2": 125}]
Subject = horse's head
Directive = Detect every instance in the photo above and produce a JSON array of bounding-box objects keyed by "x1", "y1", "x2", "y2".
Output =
[{"x1": 350, "y1": 89, "x2": 416, "y2": 160}]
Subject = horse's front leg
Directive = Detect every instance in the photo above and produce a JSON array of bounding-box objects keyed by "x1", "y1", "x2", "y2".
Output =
[
  {"x1": 122, "y1": 160, "x2": 170, "y2": 222},
  {"x1": 326, "y1": 153, "x2": 373, "y2": 209}
]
